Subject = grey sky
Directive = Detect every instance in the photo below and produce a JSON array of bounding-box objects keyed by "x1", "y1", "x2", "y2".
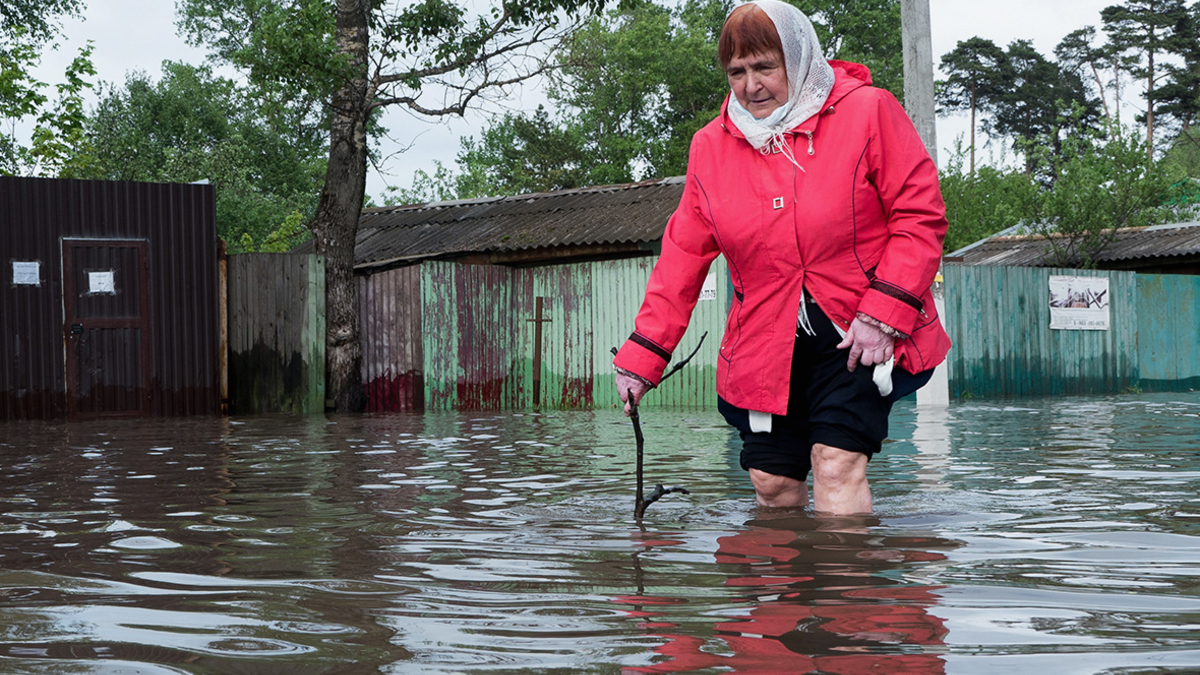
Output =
[{"x1": 31, "y1": 0, "x2": 1131, "y2": 198}]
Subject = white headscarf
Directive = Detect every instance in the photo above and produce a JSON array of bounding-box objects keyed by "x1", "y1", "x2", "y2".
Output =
[{"x1": 726, "y1": 0, "x2": 835, "y2": 155}]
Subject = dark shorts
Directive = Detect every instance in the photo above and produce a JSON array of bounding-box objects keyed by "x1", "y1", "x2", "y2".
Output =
[{"x1": 718, "y1": 299, "x2": 894, "y2": 482}]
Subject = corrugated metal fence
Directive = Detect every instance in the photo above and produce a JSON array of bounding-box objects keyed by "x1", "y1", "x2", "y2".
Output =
[
  {"x1": 942, "y1": 264, "x2": 1200, "y2": 397},
  {"x1": 360, "y1": 265, "x2": 424, "y2": 412},
  {"x1": 1136, "y1": 273, "x2": 1200, "y2": 391},
  {"x1": 1, "y1": 177, "x2": 221, "y2": 420},
  {"x1": 230, "y1": 257, "x2": 1198, "y2": 413},
  {"x1": 226, "y1": 253, "x2": 326, "y2": 414},
  {"x1": 359, "y1": 257, "x2": 725, "y2": 412}
]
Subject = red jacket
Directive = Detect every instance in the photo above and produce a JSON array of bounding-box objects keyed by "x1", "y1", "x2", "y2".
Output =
[{"x1": 614, "y1": 61, "x2": 951, "y2": 416}]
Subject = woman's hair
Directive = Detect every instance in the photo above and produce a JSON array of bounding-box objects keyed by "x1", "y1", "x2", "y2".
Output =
[{"x1": 718, "y1": 4, "x2": 784, "y2": 69}]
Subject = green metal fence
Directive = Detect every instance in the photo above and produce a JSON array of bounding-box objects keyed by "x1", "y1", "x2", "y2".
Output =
[
  {"x1": 1137, "y1": 273, "x2": 1200, "y2": 392},
  {"x1": 416, "y1": 257, "x2": 726, "y2": 411},
  {"x1": 943, "y1": 264, "x2": 1200, "y2": 398}
]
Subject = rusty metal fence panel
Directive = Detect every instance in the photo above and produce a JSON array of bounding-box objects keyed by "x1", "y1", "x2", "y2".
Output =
[
  {"x1": 359, "y1": 265, "x2": 424, "y2": 412},
  {"x1": 409, "y1": 256, "x2": 728, "y2": 411}
]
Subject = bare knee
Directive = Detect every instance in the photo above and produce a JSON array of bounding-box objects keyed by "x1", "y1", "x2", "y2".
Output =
[
  {"x1": 749, "y1": 469, "x2": 809, "y2": 508},
  {"x1": 810, "y1": 444, "x2": 867, "y2": 485},
  {"x1": 810, "y1": 444, "x2": 871, "y2": 515}
]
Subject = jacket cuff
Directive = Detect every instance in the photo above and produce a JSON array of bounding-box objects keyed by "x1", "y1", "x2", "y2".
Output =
[
  {"x1": 855, "y1": 312, "x2": 909, "y2": 340},
  {"x1": 856, "y1": 280, "x2": 923, "y2": 337},
  {"x1": 612, "y1": 332, "x2": 671, "y2": 386},
  {"x1": 614, "y1": 366, "x2": 654, "y2": 388}
]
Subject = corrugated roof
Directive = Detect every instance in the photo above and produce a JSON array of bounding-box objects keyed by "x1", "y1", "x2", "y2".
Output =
[
  {"x1": 949, "y1": 221, "x2": 1200, "y2": 267},
  {"x1": 326, "y1": 177, "x2": 685, "y2": 269}
]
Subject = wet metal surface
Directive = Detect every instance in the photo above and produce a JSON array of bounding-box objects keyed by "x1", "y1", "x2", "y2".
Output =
[{"x1": 1, "y1": 393, "x2": 1199, "y2": 673}]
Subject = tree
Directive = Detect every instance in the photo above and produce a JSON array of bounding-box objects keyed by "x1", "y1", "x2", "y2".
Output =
[
  {"x1": 938, "y1": 142, "x2": 1036, "y2": 253},
  {"x1": 79, "y1": 62, "x2": 326, "y2": 251},
  {"x1": 1024, "y1": 120, "x2": 1188, "y2": 266},
  {"x1": 937, "y1": 36, "x2": 1007, "y2": 174},
  {"x1": 987, "y1": 39, "x2": 1097, "y2": 175},
  {"x1": 0, "y1": 0, "x2": 82, "y2": 42},
  {"x1": 807, "y1": 0, "x2": 903, "y2": 99},
  {"x1": 179, "y1": 0, "x2": 608, "y2": 411},
  {"x1": 1056, "y1": 27, "x2": 1119, "y2": 121},
  {"x1": 0, "y1": 30, "x2": 95, "y2": 177},
  {"x1": 1102, "y1": 0, "x2": 1193, "y2": 160},
  {"x1": 1150, "y1": 2, "x2": 1200, "y2": 136},
  {"x1": 454, "y1": 105, "x2": 590, "y2": 196},
  {"x1": 0, "y1": 0, "x2": 90, "y2": 174},
  {"x1": 428, "y1": 0, "x2": 903, "y2": 200}
]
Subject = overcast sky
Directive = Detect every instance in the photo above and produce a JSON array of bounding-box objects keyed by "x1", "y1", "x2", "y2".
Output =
[{"x1": 32, "y1": 0, "x2": 1131, "y2": 199}]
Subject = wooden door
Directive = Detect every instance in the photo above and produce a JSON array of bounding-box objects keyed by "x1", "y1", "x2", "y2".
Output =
[{"x1": 62, "y1": 239, "x2": 152, "y2": 418}]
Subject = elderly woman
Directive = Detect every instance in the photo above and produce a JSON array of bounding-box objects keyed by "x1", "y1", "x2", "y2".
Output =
[{"x1": 612, "y1": 0, "x2": 951, "y2": 515}]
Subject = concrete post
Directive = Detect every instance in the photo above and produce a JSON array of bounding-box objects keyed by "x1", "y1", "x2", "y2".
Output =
[{"x1": 901, "y1": 0, "x2": 951, "y2": 406}]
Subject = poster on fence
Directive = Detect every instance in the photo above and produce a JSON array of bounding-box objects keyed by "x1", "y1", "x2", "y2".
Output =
[
  {"x1": 699, "y1": 272, "x2": 717, "y2": 301},
  {"x1": 1048, "y1": 275, "x2": 1109, "y2": 330}
]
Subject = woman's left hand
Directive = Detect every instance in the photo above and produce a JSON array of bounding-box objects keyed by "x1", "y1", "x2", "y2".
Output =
[{"x1": 836, "y1": 317, "x2": 895, "y2": 372}]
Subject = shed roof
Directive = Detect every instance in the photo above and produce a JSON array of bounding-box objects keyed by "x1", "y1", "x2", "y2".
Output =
[
  {"x1": 947, "y1": 220, "x2": 1200, "y2": 268},
  {"x1": 332, "y1": 177, "x2": 685, "y2": 270}
]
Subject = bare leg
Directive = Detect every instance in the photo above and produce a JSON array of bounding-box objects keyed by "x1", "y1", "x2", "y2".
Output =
[
  {"x1": 810, "y1": 444, "x2": 871, "y2": 515},
  {"x1": 749, "y1": 468, "x2": 809, "y2": 508}
]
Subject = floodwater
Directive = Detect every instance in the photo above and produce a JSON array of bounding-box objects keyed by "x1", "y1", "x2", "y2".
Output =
[{"x1": 1, "y1": 394, "x2": 1199, "y2": 675}]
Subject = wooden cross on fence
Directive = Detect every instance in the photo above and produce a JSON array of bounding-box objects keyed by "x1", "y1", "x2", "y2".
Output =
[{"x1": 527, "y1": 296, "x2": 552, "y2": 407}]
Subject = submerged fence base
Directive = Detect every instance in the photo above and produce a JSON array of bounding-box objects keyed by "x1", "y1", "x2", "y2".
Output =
[{"x1": 226, "y1": 254, "x2": 326, "y2": 414}]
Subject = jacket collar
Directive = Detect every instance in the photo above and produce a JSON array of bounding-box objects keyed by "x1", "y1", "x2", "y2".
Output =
[{"x1": 721, "y1": 60, "x2": 872, "y2": 140}]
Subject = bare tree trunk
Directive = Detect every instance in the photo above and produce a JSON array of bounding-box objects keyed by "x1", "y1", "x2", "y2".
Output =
[
  {"x1": 1089, "y1": 61, "x2": 1111, "y2": 120},
  {"x1": 969, "y1": 83, "x2": 976, "y2": 175},
  {"x1": 1146, "y1": 48, "x2": 1155, "y2": 163},
  {"x1": 311, "y1": 0, "x2": 371, "y2": 412},
  {"x1": 1114, "y1": 57, "x2": 1121, "y2": 125}
]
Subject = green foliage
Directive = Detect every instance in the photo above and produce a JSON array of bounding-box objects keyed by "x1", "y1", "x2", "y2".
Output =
[
  {"x1": 1163, "y1": 126, "x2": 1200, "y2": 177},
  {"x1": 453, "y1": 106, "x2": 590, "y2": 196},
  {"x1": 177, "y1": 0, "x2": 333, "y2": 155},
  {"x1": 0, "y1": 0, "x2": 82, "y2": 42},
  {"x1": 937, "y1": 37, "x2": 1006, "y2": 117},
  {"x1": 805, "y1": 0, "x2": 903, "y2": 100},
  {"x1": 990, "y1": 40, "x2": 1098, "y2": 171},
  {"x1": 940, "y1": 120, "x2": 1193, "y2": 265},
  {"x1": 394, "y1": 0, "x2": 905, "y2": 201},
  {"x1": 79, "y1": 62, "x2": 326, "y2": 252},
  {"x1": 381, "y1": 160, "x2": 463, "y2": 205},
  {"x1": 260, "y1": 210, "x2": 315, "y2": 252},
  {"x1": 1101, "y1": 0, "x2": 1195, "y2": 152},
  {"x1": 936, "y1": 36, "x2": 1008, "y2": 172},
  {"x1": 1055, "y1": 26, "x2": 1124, "y2": 121},
  {"x1": 28, "y1": 41, "x2": 95, "y2": 177},
  {"x1": 1023, "y1": 120, "x2": 1190, "y2": 266},
  {"x1": 0, "y1": 29, "x2": 95, "y2": 177},
  {"x1": 938, "y1": 142, "x2": 1037, "y2": 253}
]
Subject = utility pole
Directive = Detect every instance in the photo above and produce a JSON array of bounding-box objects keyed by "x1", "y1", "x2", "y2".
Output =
[
  {"x1": 901, "y1": 0, "x2": 937, "y2": 162},
  {"x1": 901, "y1": 0, "x2": 950, "y2": 406}
]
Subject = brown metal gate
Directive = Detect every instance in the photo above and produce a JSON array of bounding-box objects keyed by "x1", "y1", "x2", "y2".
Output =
[{"x1": 61, "y1": 239, "x2": 152, "y2": 418}]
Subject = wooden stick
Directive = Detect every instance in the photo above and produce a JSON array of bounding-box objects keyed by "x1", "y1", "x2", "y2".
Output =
[{"x1": 614, "y1": 332, "x2": 707, "y2": 520}]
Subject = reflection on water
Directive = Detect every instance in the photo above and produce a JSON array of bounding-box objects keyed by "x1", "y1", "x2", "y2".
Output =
[{"x1": 0, "y1": 393, "x2": 1198, "y2": 673}]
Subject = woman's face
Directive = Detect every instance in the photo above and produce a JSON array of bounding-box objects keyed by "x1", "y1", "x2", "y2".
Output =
[{"x1": 725, "y1": 50, "x2": 788, "y2": 119}]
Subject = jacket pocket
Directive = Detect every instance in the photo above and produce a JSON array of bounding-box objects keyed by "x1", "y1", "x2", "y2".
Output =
[{"x1": 719, "y1": 288, "x2": 744, "y2": 363}]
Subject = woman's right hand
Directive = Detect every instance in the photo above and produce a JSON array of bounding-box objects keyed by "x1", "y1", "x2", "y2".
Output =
[{"x1": 616, "y1": 372, "x2": 651, "y2": 416}]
